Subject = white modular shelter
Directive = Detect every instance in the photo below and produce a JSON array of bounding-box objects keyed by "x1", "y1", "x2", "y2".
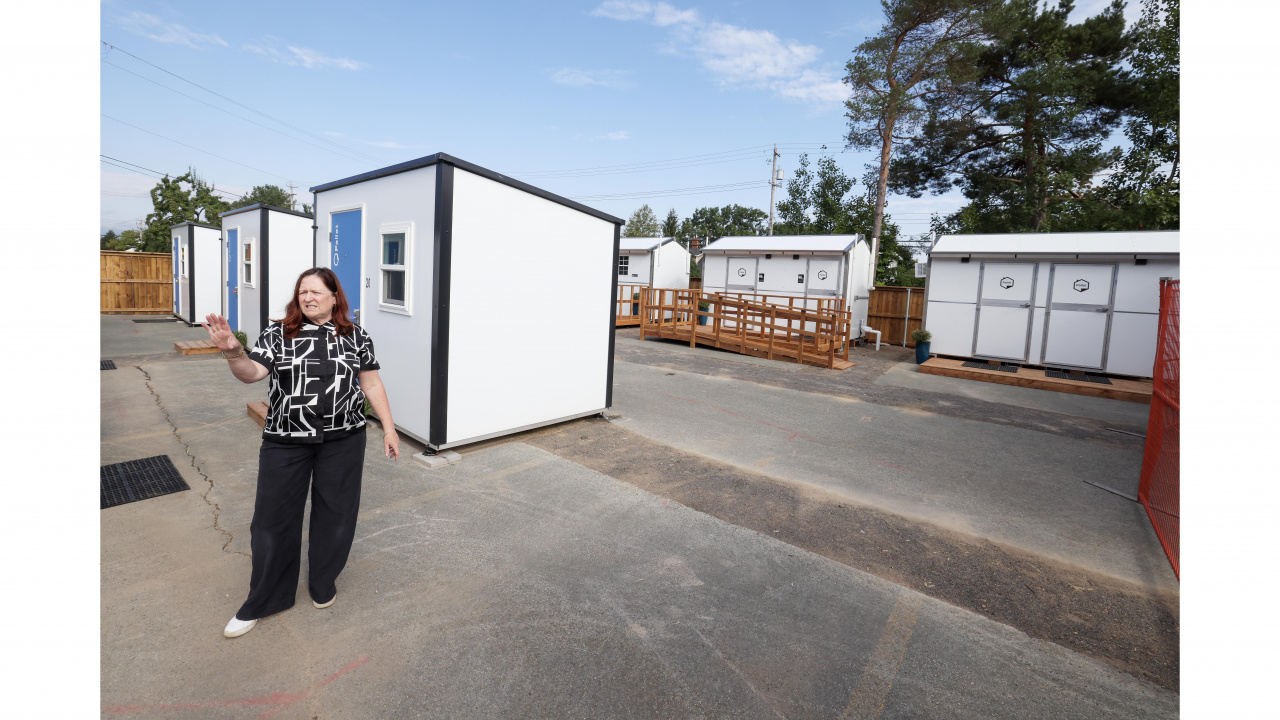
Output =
[
  {"x1": 218, "y1": 204, "x2": 316, "y2": 341},
  {"x1": 618, "y1": 237, "x2": 690, "y2": 288},
  {"x1": 700, "y1": 235, "x2": 873, "y2": 327},
  {"x1": 923, "y1": 231, "x2": 1180, "y2": 377},
  {"x1": 170, "y1": 221, "x2": 222, "y2": 324},
  {"x1": 311, "y1": 152, "x2": 624, "y2": 451}
]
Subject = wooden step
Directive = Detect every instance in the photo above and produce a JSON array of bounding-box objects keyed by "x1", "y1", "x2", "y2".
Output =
[
  {"x1": 246, "y1": 401, "x2": 268, "y2": 429},
  {"x1": 917, "y1": 357, "x2": 1152, "y2": 403},
  {"x1": 174, "y1": 340, "x2": 221, "y2": 355}
]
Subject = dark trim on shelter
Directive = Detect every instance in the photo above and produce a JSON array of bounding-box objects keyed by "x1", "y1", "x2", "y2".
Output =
[
  {"x1": 309, "y1": 152, "x2": 625, "y2": 226},
  {"x1": 169, "y1": 220, "x2": 221, "y2": 231},
  {"x1": 606, "y1": 224, "x2": 620, "y2": 409},
  {"x1": 220, "y1": 203, "x2": 313, "y2": 220},
  {"x1": 428, "y1": 163, "x2": 456, "y2": 448},
  {"x1": 186, "y1": 226, "x2": 196, "y2": 324},
  {"x1": 311, "y1": 193, "x2": 319, "y2": 269},
  {"x1": 260, "y1": 210, "x2": 271, "y2": 331}
]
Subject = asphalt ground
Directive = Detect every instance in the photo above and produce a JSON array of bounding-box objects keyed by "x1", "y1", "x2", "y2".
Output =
[{"x1": 100, "y1": 316, "x2": 1179, "y2": 717}]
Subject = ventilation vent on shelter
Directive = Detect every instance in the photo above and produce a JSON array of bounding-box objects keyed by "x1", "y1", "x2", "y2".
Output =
[
  {"x1": 962, "y1": 361, "x2": 1018, "y2": 373},
  {"x1": 101, "y1": 455, "x2": 190, "y2": 509},
  {"x1": 1045, "y1": 369, "x2": 1113, "y2": 385},
  {"x1": 101, "y1": 360, "x2": 117, "y2": 371}
]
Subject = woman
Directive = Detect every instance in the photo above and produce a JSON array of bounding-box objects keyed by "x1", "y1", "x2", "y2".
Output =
[{"x1": 202, "y1": 267, "x2": 400, "y2": 638}]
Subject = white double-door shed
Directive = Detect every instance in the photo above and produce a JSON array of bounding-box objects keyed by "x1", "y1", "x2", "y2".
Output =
[
  {"x1": 170, "y1": 221, "x2": 222, "y2": 324},
  {"x1": 218, "y1": 204, "x2": 316, "y2": 341},
  {"x1": 700, "y1": 235, "x2": 874, "y2": 326},
  {"x1": 310, "y1": 152, "x2": 624, "y2": 451},
  {"x1": 923, "y1": 231, "x2": 1180, "y2": 376},
  {"x1": 618, "y1": 237, "x2": 690, "y2": 288}
]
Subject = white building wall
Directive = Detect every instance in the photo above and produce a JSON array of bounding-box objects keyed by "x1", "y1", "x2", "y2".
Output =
[
  {"x1": 652, "y1": 241, "x2": 691, "y2": 289},
  {"x1": 194, "y1": 226, "x2": 222, "y2": 320},
  {"x1": 317, "y1": 166, "x2": 437, "y2": 443},
  {"x1": 447, "y1": 168, "x2": 613, "y2": 445},
  {"x1": 267, "y1": 211, "x2": 315, "y2": 322},
  {"x1": 621, "y1": 251, "x2": 650, "y2": 285}
]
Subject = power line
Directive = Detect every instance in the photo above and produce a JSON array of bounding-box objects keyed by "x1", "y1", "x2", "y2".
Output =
[
  {"x1": 102, "y1": 59, "x2": 378, "y2": 167},
  {"x1": 100, "y1": 155, "x2": 247, "y2": 200},
  {"x1": 101, "y1": 41, "x2": 385, "y2": 165},
  {"x1": 101, "y1": 114, "x2": 308, "y2": 186},
  {"x1": 571, "y1": 180, "x2": 768, "y2": 201}
]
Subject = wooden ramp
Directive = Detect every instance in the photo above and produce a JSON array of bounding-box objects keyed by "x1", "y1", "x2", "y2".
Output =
[
  {"x1": 615, "y1": 283, "x2": 646, "y2": 327},
  {"x1": 918, "y1": 357, "x2": 1153, "y2": 403},
  {"x1": 641, "y1": 289, "x2": 855, "y2": 370},
  {"x1": 247, "y1": 401, "x2": 268, "y2": 429},
  {"x1": 174, "y1": 340, "x2": 220, "y2": 355}
]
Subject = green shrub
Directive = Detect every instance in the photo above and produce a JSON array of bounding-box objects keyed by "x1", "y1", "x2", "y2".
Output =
[
  {"x1": 910, "y1": 328, "x2": 932, "y2": 343},
  {"x1": 233, "y1": 330, "x2": 249, "y2": 347}
]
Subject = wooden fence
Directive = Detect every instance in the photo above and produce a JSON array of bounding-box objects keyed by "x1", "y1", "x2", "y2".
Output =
[
  {"x1": 865, "y1": 285, "x2": 925, "y2": 347},
  {"x1": 101, "y1": 251, "x2": 173, "y2": 315}
]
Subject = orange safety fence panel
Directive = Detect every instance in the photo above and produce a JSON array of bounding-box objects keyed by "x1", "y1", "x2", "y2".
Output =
[{"x1": 1138, "y1": 279, "x2": 1179, "y2": 578}]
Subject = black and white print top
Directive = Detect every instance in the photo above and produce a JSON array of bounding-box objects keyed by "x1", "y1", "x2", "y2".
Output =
[{"x1": 247, "y1": 320, "x2": 380, "y2": 444}]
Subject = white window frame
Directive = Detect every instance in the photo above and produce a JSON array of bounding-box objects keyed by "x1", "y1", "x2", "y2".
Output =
[
  {"x1": 378, "y1": 222, "x2": 413, "y2": 316},
  {"x1": 242, "y1": 236, "x2": 256, "y2": 288},
  {"x1": 179, "y1": 241, "x2": 187, "y2": 278},
  {"x1": 618, "y1": 254, "x2": 630, "y2": 277}
]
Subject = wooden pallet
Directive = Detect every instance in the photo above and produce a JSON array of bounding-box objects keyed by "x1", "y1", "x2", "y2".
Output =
[
  {"x1": 174, "y1": 340, "x2": 220, "y2": 355},
  {"x1": 917, "y1": 357, "x2": 1153, "y2": 403},
  {"x1": 246, "y1": 401, "x2": 268, "y2": 429}
]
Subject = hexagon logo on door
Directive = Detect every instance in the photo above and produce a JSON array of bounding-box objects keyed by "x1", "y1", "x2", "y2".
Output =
[
  {"x1": 999, "y1": 276, "x2": 1014, "y2": 289},
  {"x1": 1073, "y1": 279, "x2": 1090, "y2": 292},
  {"x1": 817, "y1": 270, "x2": 828, "y2": 280},
  {"x1": 737, "y1": 268, "x2": 747, "y2": 276}
]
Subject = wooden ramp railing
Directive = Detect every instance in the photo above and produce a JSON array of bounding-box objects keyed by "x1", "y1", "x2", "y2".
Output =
[
  {"x1": 639, "y1": 288, "x2": 854, "y2": 370},
  {"x1": 615, "y1": 283, "x2": 648, "y2": 326}
]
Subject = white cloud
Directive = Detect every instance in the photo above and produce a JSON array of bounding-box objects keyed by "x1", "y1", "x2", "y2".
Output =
[
  {"x1": 591, "y1": 2, "x2": 845, "y2": 108},
  {"x1": 551, "y1": 68, "x2": 632, "y2": 88},
  {"x1": 592, "y1": 1, "x2": 699, "y2": 26},
  {"x1": 245, "y1": 37, "x2": 369, "y2": 70},
  {"x1": 111, "y1": 11, "x2": 228, "y2": 49},
  {"x1": 602, "y1": 131, "x2": 631, "y2": 140}
]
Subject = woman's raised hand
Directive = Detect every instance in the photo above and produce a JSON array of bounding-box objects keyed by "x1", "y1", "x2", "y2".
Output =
[{"x1": 202, "y1": 314, "x2": 242, "y2": 352}]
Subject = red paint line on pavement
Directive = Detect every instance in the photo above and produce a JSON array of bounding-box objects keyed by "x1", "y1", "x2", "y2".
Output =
[
  {"x1": 102, "y1": 656, "x2": 369, "y2": 716},
  {"x1": 662, "y1": 393, "x2": 811, "y2": 441},
  {"x1": 869, "y1": 458, "x2": 912, "y2": 472}
]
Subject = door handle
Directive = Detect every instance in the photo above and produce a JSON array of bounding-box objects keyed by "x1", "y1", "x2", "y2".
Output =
[
  {"x1": 1095, "y1": 307, "x2": 1109, "y2": 312},
  {"x1": 1019, "y1": 302, "x2": 1030, "y2": 307}
]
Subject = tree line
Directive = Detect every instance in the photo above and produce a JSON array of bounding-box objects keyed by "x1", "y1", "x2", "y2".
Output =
[
  {"x1": 623, "y1": 0, "x2": 1176, "y2": 286},
  {"x1": 100, "y1": 169, "x2": 305, "y2": 253}
]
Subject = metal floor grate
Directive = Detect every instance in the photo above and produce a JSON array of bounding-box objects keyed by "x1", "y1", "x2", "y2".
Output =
[
  {"x1": 961, "y1": 361, "x2": 1019, "y2": 373},
  {"x1": 101, "y1": 455, "x2": 191, "y2": 509},
  {"x1": 101, "y1": 359, "x2": 117, "y2": 371},
  {"x1": 1045, "y1": 369, "x2": 1113, "y2": 385}
]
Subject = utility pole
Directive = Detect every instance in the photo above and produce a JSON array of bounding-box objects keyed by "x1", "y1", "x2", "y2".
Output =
[
  {"x1": 287, "y1": 182, "x2": 297, "y2": 210},
  {"x1": 767, "y1": 145, "x2": 781, "y2": 236}
]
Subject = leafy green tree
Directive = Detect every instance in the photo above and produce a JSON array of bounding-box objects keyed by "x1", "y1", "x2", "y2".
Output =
[
  {"x1": 623, "y1": 204, "x2": 660, "y2": 237},
  {"x1": 677, "y1": 204, "x2": 768, "y2": 248},
  {"x1": 662, "y1": 208, "x2": 680, "y2": 239},
  {"x1": 773, "y1": 153, "x2": 916, "y2": 285},
  {"x1": 138, "y1": 168, "x2": 236, "y2": 252},
  {"x1": 1097, "y1": 0, "x2": 1178, "y2": 230},
  {"x1": 230, "y1": 184, "x2": 295, "y2": 211},
  {"x1": 844, "y1": 0, "x2": 991, "y2": 277},
  {"x1": 890, "y1": 0, "x2": 1130, "y2": 232},
  {"x1": 100, "y1": 229, "x2": 118, "y2": 249},
  {"x1": 100, "y1": 228, "x2": 145, "y2": 252}
]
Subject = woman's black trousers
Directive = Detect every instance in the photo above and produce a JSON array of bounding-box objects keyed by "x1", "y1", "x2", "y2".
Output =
[{"x1": 235, "y1": 430, "x2": 366, "y2": 621}]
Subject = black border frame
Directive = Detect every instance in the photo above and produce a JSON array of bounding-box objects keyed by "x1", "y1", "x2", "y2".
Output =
[
  {"x1": 219, "y1": 203, "x2": 313, "y2": 220},
  {"x1": 260, "y1": 209, "x2": 271, "y2": 332},
  {"x1": 606, "y1": 224, "x2": 620, "y2": 408},
  {"x1": 428, "y1": 162, "x2": 455, "y2": 447},
  {"x1": 311, "y1": 152, "x2": 624, "y2": 226},
  {"x1": 185, "y1": 224, "x2": 195, "y2": 324}
]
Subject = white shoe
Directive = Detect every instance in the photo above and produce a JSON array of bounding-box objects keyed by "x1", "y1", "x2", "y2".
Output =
[
  {"x1": 313, "y1": 592, "x2": 336, "y2": 609},
  {"x1": 224, "y1": 615, "x2": 257, "y2": 638}
]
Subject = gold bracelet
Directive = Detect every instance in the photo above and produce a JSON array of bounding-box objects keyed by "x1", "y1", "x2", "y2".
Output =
[{"x1": 222, "y1": 348, "x2": 245, "y2": 360}]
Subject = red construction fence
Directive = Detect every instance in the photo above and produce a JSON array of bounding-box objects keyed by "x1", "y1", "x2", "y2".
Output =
[{"x1": 1138, "y1": 279, "x2": 1179, "y2": 578}]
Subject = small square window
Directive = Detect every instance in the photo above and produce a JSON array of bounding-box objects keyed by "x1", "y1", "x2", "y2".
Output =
[
  {"x1": 242, "y1": 242, "x2": 254, "y2": 285},
  {"x1": 380, "y1": 229, "x2": 411, "y2": 311},
  {"x1": 618, "y1": 255, "x2": 630, "y2": 276}
]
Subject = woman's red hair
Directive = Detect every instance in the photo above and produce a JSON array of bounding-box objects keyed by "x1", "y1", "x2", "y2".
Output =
[{"x1": 281, "y1": 267, "x2": 356, "y2": 338}]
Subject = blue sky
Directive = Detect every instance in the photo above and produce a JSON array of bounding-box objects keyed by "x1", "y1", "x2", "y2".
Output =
[{"x1": 100, "y1": 0, "x2": 1131, "y2": 237}]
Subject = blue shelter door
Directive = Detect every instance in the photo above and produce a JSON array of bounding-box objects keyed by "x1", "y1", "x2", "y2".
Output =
[
  {"x1": 226, "y1": 229, "x2": 239, "y2": 329},
  {"x1": 331, "y1": 210, "x2": 362, "y2": 323}
]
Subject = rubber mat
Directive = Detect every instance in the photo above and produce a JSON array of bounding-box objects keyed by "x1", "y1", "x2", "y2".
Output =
[
  {"x1": 1045, "y1": 369, "x2": 1113, "y2": 385},
  {"x1": 101, "y1": 455, "x2": 191, "y2": 509},
  {"x1": 101, "y1": 359, "x2": 117, "y2": 371},
  {"x1": 961, "y1": 361, "x2": 1018, "y2": 373}
]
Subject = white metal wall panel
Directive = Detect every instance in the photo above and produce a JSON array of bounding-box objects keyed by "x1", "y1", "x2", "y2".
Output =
[
  {"x1": 268, "y1": 211, "x2": 315, "y2": 322},
  {"x1": 1042, "y1": 263, "x2": 1115, "y2": 371},
  {"x1": 701, "y1": 255, "x2": 728, "y2": 291},
  {"x1": 194, "y1": 227, "x2": 222, "y2": 320},
  {"x1": 652, "y1": 241, "x2": 691, "y2": 289},
  {"x1": 726, "y1": 257, "x2": 757, "y2": 290},
  {"x1": 1106, "y1": 312, "x2": 1159, "y2": 376},
  {"x1": 924, "y1": 301, "x2": 976, "y2": 356},
  {"x1": 237, "y1": 213, "x2": 262, "y2": 340},
  {"x1": 1028, "y1": 308, "x2": 1047, "y2": 364},
  {"x1": 925, "y1": 258, "x2": 981, "y2": 303},
  {"x1": 973, "y1": 262, "x2": 1036, "y2": 361},
  {"x1": 622, "y1": 252, "x2": 650, "y2": 285},
  {"x1": 807, "y1": 258, "x2": 841, "y2": 296},
  {"x1": 316, "y1": 167, "x2": 437, "y2": 442},
  {"x1": 756, "y1": 255, "x2": 807, "y2": 293},
  {"x1": 1113, "y1": 260, "x2": 1178, "y2": 314},
  {"x1": 447, "y1": 169, "x2": 613, "y2": 444}
]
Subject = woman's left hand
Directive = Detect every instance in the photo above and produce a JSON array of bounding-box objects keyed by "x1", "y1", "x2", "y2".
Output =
[{"x1": 384, "y1": 428, "x2": 401, "y2": 461}]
